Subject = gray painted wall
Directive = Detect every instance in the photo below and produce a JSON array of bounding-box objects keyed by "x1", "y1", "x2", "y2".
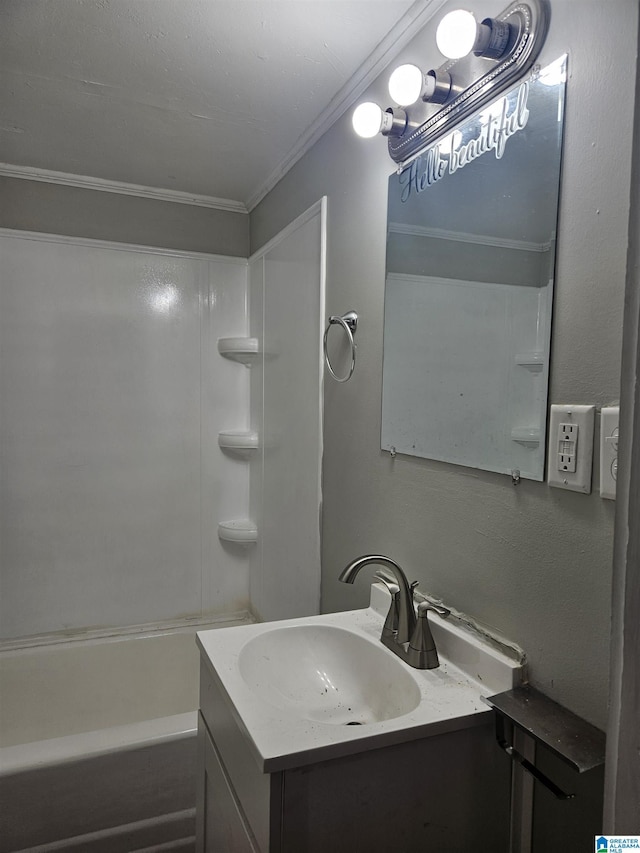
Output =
[
  {"x1": 604, "y1": 7, "x2": 640, "y2": 829},
  {"x1": 0, "y1": 176, "x2": 249, "y2": 256},
  {"x1": 250, "y1": 0, "x2": 638, "y2": 731}
]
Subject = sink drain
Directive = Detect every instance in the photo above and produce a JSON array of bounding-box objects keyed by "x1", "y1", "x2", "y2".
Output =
[{"x1": 345, "y1": 721, "x2": 363, "y2": 726}]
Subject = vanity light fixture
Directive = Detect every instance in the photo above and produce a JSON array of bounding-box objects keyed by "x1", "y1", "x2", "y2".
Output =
[
  {"x1": 435, "y1": 9, "x2": 478, "y2": 59},
  {"x1": 436, "y1": 9, "x2": 512, "y2": 61},
  {"x1": 352, "y1": 102, "x2": 407, "y2": 139},
  {"x1": 387, "y1": 64, "x2": 452, "y2": 106},
  {"x1": 352, "y1": 0, "x2": 549, "y2": 166}
]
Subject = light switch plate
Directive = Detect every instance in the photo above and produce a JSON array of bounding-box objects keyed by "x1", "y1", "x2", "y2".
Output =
[
  {"x1": 600, "y1": 406, "x2": 619, "y2": 500},
  {"x1": 547, "y1": 404, "x2": 595, "y2": 493}
]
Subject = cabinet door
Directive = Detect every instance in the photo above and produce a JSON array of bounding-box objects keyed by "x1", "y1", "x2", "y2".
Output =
[{"x1": 196, "y1": 715, "x2": 261, "y2": 853}]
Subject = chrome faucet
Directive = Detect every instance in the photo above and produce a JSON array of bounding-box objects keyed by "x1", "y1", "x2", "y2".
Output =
[{"x1": 338, "y1": 554, "x2": 449, "y2": 670}]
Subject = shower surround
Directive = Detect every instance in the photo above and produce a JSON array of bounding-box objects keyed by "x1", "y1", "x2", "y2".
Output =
[{"x1": 0, "y1": 202, "x2": 324, "y2": 851}]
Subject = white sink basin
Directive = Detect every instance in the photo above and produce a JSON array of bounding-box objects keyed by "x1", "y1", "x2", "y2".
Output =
[
  {"x1": 197, "y1": 583, "x2": 523, "y2": 772},
  {"x1": 238, "y1": 624, "x2": 421, "y2": 724}
]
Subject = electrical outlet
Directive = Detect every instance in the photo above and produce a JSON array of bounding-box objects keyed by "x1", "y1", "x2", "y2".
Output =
[
  {"x1": 600, "y1": 406, "x2": 619, "y2": 500},
  {"x1": 557, "y1": 422, "x2": 578, "y2": 472},
  {"x1": 547, "y1": 405, "x2": 595, "y2": 493}
]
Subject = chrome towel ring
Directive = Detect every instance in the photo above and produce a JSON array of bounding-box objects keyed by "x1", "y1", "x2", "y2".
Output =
[{"x1": 323, "y1": 311, "x2": 358, "y2": 383}]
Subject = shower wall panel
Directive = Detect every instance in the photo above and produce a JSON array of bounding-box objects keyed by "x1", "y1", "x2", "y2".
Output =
[
  {"x1": 0, "y1": 230, "x2": 249, "y2": 640},
  {"x1": 248, "y1": 201, "x2": 324, "y2": 621}
]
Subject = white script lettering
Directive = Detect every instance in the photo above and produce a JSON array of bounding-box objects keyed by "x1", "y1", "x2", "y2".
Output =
[{"x1": 400, "y1": 82, "x2": 530, "y2": 203}]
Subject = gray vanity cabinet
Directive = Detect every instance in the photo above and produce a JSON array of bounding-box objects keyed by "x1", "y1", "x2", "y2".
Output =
[
  {"x1": 197, "y1": 659, "x2": 512, "y2": 853},
  {"x1": 196, "y1": 720, "x2": 262, "y2": 852},
  {"x1": 196, "y1": 662, "x2": 282, "y2": 852}
]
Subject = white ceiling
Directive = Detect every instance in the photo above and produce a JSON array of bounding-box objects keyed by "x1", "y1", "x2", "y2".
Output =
[{"x1": 0, "y1": 0, "x2": 423, "y2": 210}]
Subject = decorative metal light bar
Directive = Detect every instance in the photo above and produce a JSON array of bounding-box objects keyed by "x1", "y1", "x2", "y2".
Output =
[{"x1": 352, "y1": 0, "x2": 549, "y2": 169}]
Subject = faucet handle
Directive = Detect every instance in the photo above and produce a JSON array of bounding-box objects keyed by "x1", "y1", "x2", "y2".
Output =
[
  {"x1": 374, "y1": 572, "x2": 401, "y2": 638},
  {"x1": 382, "y1": 590, "x2": 400, "y2": 639},
  {"x1": 416, "y1": 599, "x2": 451, "y2": 619},
  {"x1": 407, "y1": 601, "x2": 440, "y2": 669}
]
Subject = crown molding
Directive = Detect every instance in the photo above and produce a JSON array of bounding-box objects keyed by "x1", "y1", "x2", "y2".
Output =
[
  {"x1": 388, "y1": 221, "x2": 551, "y2": 253},
  {"x1": 245, "y1": 0, "x2": 448, "y2": 212},
  {"x1": 0, "y1": 1, "x2": 446, "y2": 216},
  {"x1": 0, "y1": 163, "x2": 248, "y2": 214}
]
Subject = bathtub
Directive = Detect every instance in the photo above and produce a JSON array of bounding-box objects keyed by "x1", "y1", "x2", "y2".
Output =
[{"x1": 0, "y1": 616, "x2": 252, "y2": 853}]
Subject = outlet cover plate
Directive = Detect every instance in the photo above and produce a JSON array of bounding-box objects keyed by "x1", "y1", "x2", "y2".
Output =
[
  {"x1": 600, "y1": 406, "x2": 619, "y2": 500},
  {"x1": 547, "y1": 404, "x2": 595, "y2": 493}
]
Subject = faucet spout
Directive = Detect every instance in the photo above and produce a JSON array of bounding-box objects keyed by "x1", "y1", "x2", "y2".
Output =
[{"x1": 339, "y1": 554, "x2": 416, "y2": 644}]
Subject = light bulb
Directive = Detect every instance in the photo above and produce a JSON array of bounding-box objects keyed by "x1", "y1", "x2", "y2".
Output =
[
  {"x1": 388, "y1": 64, "x2": 424, "y2": 107},
  {"x1": 436, "y1": 9, "x2": 478, "y2": 59},
  {"x1": 352, "y1": 102, "x2": 384, "y2": 138}
]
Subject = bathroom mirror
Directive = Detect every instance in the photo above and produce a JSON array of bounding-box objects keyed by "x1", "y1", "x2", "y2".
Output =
[{"x1": 381, "y1": 56, "x2": 566, "y2": 480}]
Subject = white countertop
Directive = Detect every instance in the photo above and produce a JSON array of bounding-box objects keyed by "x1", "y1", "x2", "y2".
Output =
[{"x1": 197, "y1": 585, "x2": 522, "y2": 772}]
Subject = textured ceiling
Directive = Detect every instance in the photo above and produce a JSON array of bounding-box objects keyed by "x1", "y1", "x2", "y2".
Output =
[{"x1": 0, "y1": 0, "x2": 418, "y2": 207}]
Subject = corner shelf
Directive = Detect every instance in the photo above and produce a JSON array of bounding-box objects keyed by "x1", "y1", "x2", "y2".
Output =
[
  {"x1": 511, "y1": 428, "x2": 541, "y2": 445},
  {"x1": 218, "y1": 520, "x2": 258, "y2": 544},
  {"x1": 218, "y1": 337, "x2": 260, "y2": 366},
  {"x1": 515, "y1": 352, "x2": 544, "y2": 372},
  {"x1": 218, "y1": 431, "x2": 259, "y2": 455}
]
